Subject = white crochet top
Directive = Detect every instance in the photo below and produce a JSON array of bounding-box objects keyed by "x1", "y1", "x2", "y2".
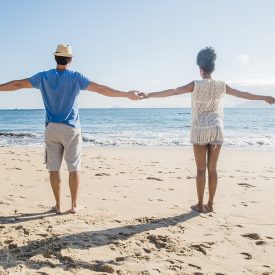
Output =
[{"x1": 191, "y1": 79, "x2": 226, "y2": 144}]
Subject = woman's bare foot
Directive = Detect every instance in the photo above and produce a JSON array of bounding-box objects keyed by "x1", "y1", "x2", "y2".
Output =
[
  {"x1": 70, "y1": 205, "x2": 84, "y2": 214},
  {"x1": 191, "y1": 204, "x2": 205, "y2": 213}
]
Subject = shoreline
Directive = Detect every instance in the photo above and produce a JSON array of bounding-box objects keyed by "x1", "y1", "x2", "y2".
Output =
[{"x1": 1, "y1": 144, "x2": 275, "y2": 151}]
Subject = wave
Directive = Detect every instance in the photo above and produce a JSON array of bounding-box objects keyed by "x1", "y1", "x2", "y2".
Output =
[
  {"x1": 0, "y1": 132, "x2": 275, "y2": 148},
  {"x1": 0, "y1": 132, "x2": 37, "y2": 138}
]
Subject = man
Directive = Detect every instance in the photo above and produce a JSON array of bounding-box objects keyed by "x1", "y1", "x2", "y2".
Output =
[{"x1": 0, "y1": 44, "x2": 141, "y2": 214}]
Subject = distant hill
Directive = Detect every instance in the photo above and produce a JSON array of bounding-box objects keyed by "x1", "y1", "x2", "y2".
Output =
[{"x1": 234, "y1": 101, "x2": 275, "y2": 108}]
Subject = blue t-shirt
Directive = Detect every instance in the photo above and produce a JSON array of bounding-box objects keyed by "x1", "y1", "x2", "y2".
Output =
[{"x1": 29, "y1": 69, "x2": 91, "y2": 128}]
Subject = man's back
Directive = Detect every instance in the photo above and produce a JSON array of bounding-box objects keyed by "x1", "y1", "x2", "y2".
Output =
[{"x1": 29, "y1": 69, "x2": 90, "y2": 127}]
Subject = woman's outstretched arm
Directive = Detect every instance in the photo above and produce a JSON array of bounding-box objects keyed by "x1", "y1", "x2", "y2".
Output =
[
  {"x1": 226, "y1": 85, "x2": 275, "y2": 104},
  {"x1": 144, "y1": 81, "x2": 194, "y2": 99},
  {"x1": 86, "y1": 82, "x2": 141, "y2": 100}
]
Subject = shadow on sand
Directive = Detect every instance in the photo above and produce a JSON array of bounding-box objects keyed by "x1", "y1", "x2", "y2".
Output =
[
  {"x1": 0, "y1": 210, "x2": 199, "y2": 272},
  {"x1": 0, "y1": 211, "x2": 59, "y2": 224}
]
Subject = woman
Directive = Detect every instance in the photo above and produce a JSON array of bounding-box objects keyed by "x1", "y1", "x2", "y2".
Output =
[{"x1": 142, "y1": 47, "x2": 275, "y2": 213}]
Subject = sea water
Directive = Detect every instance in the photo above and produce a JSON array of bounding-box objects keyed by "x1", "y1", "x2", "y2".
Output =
[{"x1": 0, "y1": 108, "x2": 274, "y2": 148}]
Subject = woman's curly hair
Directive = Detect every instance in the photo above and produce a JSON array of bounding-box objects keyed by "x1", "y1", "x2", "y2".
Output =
[{"x1": 196, "y1": 47, "x2": 217, "y2": 74}]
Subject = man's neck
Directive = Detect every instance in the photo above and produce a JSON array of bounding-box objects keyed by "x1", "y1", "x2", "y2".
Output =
[{"x1": 56, "y1": 65, "x2": 67, "y2": 71}]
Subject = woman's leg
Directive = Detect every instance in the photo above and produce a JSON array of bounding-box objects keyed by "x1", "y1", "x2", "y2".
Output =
[
  {"x1": 192, "y1": 144, "x2": 207, "y2": 212},
  {"x1": 206, "y1": 145, "x2": 222, "y2": 212}
]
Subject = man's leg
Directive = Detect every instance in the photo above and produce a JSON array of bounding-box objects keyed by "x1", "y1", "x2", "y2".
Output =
[
  {"x1": 69, "y1": 170, "x2": 82, "y2": 213},
  {"x1": 64, "y1": 126, "x2": 83, "y2": 214},
  {"x1": 45, "y1": 124, "x2": 64, "y2": 214},
  {"x1": 192, "y1": 144, "x2": 207, "y2": 212},
  {"x1": 49, "y1": 171, "x2": 61, "y2": 213}
]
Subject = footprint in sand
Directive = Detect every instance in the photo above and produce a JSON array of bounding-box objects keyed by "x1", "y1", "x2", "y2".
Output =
[
  {"x1": 95, "y1": 173, "x2": 110, "y2": 176},
  {"x1": 238, "y1": 183, "x2": 255, "y2": 188},
  {"x1": 0, "y1": 201, "x2": 10, "y2": 205},
  {"x1": 188, "y1": 263, "x2": 202, "y2": 270},
  {"x1": 147, "y1": 234, "x2": 169, "y2": 249},
  {"x1": 146, "y1": 177, "x2": 163, "y2": 181},
  {"x1": 143, "y1": 248, "x2": 151, "y2": 253},
  {"x1": 190, "y1": 244, "x2": 208, "y2": 255},
  {"x1": 241, "y1": 252, "x2": 252, "y2": 260},
  {"x1": 93, "y1": 263, "x2": 115, "y2": 273},
  {"x1": 241, "y1": 233, "x2": 260, "y2": 240},
  {"x1": 255, "y1": 240, "x2": 266, "y2": 245},
  {"x1": 168, "y1": 264, "x2": 183, "y2": 271},
  {"x1": 115, "y1": 256, "x2": 126, "y2": 262}
]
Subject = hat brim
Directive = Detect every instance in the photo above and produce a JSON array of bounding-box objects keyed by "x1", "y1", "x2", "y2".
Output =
[{"x1": 53, "y1": 53, "x2": 73, "y2": 57}]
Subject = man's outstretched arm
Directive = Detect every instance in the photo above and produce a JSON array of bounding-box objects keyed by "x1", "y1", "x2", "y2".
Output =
[
  {"x1": 0, "y1": 79, "x2": 32, "y2": 92},
  {"x1": 86, "y1": 82, "x2": 141, "y2": 100}
]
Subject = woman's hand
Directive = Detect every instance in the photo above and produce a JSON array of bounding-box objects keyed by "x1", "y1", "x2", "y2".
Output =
[{"x1": 264, "y1": 96, "x2": 275, "y2": 104}]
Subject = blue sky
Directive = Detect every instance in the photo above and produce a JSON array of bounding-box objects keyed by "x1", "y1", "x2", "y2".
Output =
[{"x1": 0, "y1": 0, "x2": 275, "y2": 108}]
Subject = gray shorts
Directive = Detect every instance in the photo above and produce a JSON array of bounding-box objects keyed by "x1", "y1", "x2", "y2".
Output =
[{"x1": 45, "y1": 123, "x2": 82, "y2": 172}]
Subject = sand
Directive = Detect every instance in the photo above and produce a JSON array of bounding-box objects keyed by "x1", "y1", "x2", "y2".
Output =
[{"x1": 0, "y1": 146, "x2": 274, "y2": 275}]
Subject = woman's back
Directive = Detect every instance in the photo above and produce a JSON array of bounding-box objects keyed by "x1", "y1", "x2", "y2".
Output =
[{"x1": 191, "y1": 79, "x2": 226, "y2": 144}]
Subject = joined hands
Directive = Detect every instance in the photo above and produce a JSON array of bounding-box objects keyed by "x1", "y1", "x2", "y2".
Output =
[{"x1": 127, "y1": 91, "x2": 149, "y2": 100}]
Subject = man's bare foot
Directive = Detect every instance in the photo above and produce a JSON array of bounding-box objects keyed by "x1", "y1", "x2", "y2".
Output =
[
  {"x1": 204, "y1": 204, "x2": 214, "y2": 213},
  {"x1": 191, "y1": 204, "x2": 205, "y2": 213},
  {"x1": 49, "y1": 206, "x2": 61, "y2": 215},
  {"x1": 70, "y1": 205, "x2": 84, "y2": 214}
]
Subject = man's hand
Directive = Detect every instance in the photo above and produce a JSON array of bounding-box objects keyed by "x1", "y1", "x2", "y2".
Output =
[
  {"x1": 127, "y1": 90, "x2": 143, "y2": 100},
  {"x1": 264, "y1": 96, "x2": 275, "y2": 104}
]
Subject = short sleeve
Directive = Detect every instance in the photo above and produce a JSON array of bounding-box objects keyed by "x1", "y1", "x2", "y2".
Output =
[
  {"x1": 76, "y1": 72, "x2": 91, "y2": 90},
  {"x1": 29, "y1": 72, "x2": 43, "y2": 89}
]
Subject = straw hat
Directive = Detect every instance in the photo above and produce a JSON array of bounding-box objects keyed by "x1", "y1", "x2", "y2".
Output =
[{"x1": 53, "y1": 44, "x2": 73, "y2": 57}]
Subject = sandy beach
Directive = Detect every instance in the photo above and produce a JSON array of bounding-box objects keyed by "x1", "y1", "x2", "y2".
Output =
[{"x1": 0, "y1": 146, "x2": 275, "y2": 275}]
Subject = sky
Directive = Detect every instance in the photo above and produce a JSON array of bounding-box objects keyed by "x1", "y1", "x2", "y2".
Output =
[{"x1": 0, "y1": 0, "x2": 275, "y2": 109}]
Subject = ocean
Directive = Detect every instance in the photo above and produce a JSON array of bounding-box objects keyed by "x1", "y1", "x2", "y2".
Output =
[{"x1": 0, "y1": 108, "x2": 274, "y2": 148}]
